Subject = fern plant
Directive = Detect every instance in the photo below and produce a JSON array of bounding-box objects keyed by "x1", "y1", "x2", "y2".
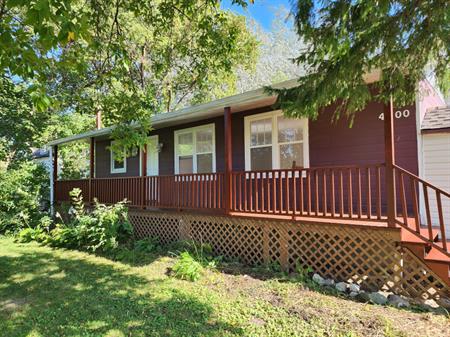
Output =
[{"x1": 69, "y1": 188, "x2": 84, "y2": 219}]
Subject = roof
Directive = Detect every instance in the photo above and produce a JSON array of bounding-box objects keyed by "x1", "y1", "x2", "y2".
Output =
[
  {"x1": 422, "y1": 106, "x2": 450, "y2": 132},
  {"x1": 48, "y1": 70, "x2": 382, "y2": 147},
  {"x1": 32, "y1": 148, "x2": 49, "y2": 159},
  {"x1": 47, "y1": 78, "x2": 299, "y2": 146}
]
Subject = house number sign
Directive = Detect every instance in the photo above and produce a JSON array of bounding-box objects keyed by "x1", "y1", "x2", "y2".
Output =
[{"x1": 378, "y1": 109, "x2": 410, "y2": 121}]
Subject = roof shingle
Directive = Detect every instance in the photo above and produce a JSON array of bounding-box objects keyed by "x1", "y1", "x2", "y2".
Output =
[{"x1": 422, "y1": 106, "x2": 450, "y2": 131}]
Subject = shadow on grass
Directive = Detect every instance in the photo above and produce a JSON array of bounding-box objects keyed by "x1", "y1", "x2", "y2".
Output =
[{"x1": 0, "y1": 246, "x2": 243, "y2": 337}]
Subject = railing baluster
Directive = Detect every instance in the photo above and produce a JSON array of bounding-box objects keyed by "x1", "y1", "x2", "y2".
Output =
[
  {"x1": 293, "y1": 171, "x2": 297, "y2": 216},
  {"x1": 255, "y1": 172, "x2": 259, "y2": 212},
  {"x1": 315, "y1": 170, "x2": 319, "y2": 216},
  {"x1": 376, "y1": 166, "x2": 382, "y2": 219},
  {"x1": 366, "y1": 167, "x2": 372, "y2": 219},
  {"x1": 357, "y1": 168, "x2": 362, "y2": 219},
  {"x1": 322, "y1": 169, "x2": 327, "y2": 216},
  {"x1": 399, "y1": 171, "x2": 407, "y2": 227},
  {"x1": 286, "y1": 170, "x2": 290, "y2": 214},
  {"x1": 423, "y1": 185, "x2": 433, "y2": 241},
  {"x1": 410, "y1": 178, "x2": 421, "y2": 233},
  {"x1": 299, "y1": 170, "x2": 304, "y2": 215},
  {"x1": 331, "y1": 170, "x2": 335, "y2": 217},
  {"x1": 348, "y1": 168, "x2": 353, "y2": 218},
  {"x1": 307, "y1": 171, "x2": 311, "y2": 215},
  {"x1": 339, "y1": 169, "x2": 344, "y2": 217},
  {"x1": 436, "y1": 191, "x2": 447, "y2": 251}
]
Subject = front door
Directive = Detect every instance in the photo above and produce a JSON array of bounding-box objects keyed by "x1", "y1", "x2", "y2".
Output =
[{"x1": 147, "y1": 135, "x2": 159, "y2": 176}]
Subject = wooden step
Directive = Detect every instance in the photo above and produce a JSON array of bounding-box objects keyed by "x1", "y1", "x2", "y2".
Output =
[
  {"x1": 400, "y1": 228, "x2": 439, "y2": 245},
  {"x1": 425, "y1": 247, "x2": 450, "y2": 264}
]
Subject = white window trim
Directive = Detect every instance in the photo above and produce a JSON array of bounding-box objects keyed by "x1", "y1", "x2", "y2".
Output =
[
  {"x1": 244, "y1": 110, "x2": 309, "y2": 171},
  {"x1": 110, "y1": 141, "x2": 127, "y2": 174},
  {"x1": 174, "y1": 123, "x2": 216, "y2": 174}
]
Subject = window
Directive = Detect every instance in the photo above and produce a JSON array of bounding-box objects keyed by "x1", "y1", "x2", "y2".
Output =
[
  {"x1": 245, "y1": 111, "x2": 309, "y2": 170},
  {"x1": 174, "y1": 124, "x2": 215, "y2": 174},
  {"x1": 110, "y1": 141, "x2": 127, "y2": 174}
]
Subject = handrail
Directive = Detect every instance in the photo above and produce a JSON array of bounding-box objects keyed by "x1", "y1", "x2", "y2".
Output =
[{"x1": 393, "y1": 165, "x2": 449, "y2": 254}]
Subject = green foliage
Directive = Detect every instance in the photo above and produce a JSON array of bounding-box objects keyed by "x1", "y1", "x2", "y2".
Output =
[
  {"x1": 172, "y1": 251, "x2": 204, "y2": 282},
  {"x1": 0, "y1": 161, "x2": 49, "y2": 233},
  {"x1": 272, "y1": 0, "x2": 449, "y2": 121},
  {"x1": 170, "y1": 240, "x2": 222, "y2": 281},
  {"x1": 46, "y1": 189, "x2": 133, "y2": 252},
  {"x1": 134, "y1": 237, "x2": 161, "y2": 254},
  {"x1": 68, "y1": 188, "x2": 84, "y2": 218},
  {"x1": 1, "y1": 0, "x2": 258, "y2": 155},
  {"x1": 0, "y1": 76, "x2": 50, "y2": 168}
]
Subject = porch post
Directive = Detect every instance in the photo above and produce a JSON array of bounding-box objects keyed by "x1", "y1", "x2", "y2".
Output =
[
  {"x1": 224, "y1": 106, "x2": 232, "y2": 214},
  {"x1": 141, "y1": 143, "x2": 147, "y2": 209},
  {"x1": 384, "y1": 97, "x2": 396, "y2": 227},
  {"x1": 52, "y1": 145, "x2": 58, "y2": 214},
  {"x1": 89, "y1": 138, "x2": 95, "y2": 203},
  {"x1": 49, "y1": 146, "x2": 54, "y2": 215}
]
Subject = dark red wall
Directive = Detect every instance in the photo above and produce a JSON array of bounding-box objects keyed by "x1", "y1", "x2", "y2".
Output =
[
  {"x1": 309, "y1": 101, "x2": 418, "y2": 174},
  {"x1": 95, "y1": 140, "x2": 140, "y2": 178},
  {"x1": 94, "y1": 101, "x2": 418, "y2": 178}
]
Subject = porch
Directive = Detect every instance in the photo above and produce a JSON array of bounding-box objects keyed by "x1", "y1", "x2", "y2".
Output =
[{"x1": 54, "y1": 162, "x2": 450, "y2": 249}]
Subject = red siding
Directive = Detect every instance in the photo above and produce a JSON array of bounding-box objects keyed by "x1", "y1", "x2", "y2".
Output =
[
  {"x1": 95, "y1": 140, "x2": 140, "y2": 178},
  {"x1": 309, "y1": 101, "x2": 418, "y2": 174},
  {"x1": 94, "y1": 101, "x2": 418, "y2": 181}
]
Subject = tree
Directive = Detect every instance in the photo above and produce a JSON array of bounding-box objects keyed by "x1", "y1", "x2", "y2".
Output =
[
  {"x1": 1, "y1": 0, "x2": 257, "y2": 156},
  {"x1": 236, "y1": 6, "x2": 304, "y2": 92},
  {"x1": 271, "y1": 0, "x2": 449, "y2": 121},
  {"x1": 0, "y1": 76, "x2": 50, "y2": 169}
]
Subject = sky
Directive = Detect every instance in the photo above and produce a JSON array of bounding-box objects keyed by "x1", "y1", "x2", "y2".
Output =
[{"x1": 221, "y1": 0, "x2": 293, "y2": 31}]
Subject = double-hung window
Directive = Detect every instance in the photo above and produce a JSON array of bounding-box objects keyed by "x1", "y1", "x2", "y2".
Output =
[
  {"x1": 110, "y1": 141, "x2": 127, "y2": 174},
  {"x1": 244, "y1": 110, "x2": 309, "y2": 171},
  {"x1": 175, "y1": 124, "x2": 215, "y2": 174}
]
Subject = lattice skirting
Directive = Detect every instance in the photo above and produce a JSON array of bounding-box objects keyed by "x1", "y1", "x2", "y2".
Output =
[{"x1": 129, "y1": 210, "x2": 449, "y2": 301}]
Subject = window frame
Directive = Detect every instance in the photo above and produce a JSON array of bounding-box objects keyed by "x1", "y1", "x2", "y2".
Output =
[
  {"x1": 110, "y1": 141, "x2": 127, "y2": 174},
  {"x1": 244, "y1": 110, "x2": 309, "y2": 171},
  {"x1": 174, "y1": 123, "x2": 216, "y2": 174}
]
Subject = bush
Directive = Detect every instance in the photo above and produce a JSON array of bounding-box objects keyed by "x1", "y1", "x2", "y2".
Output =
[
  {"x1": 46, "y1": 189, "x2": 133, "y2": 252},
  {"x1": 172, "y1": 251, "x2": 204, "y2": 281},
  {"x1": 0, "y1": 161, "x2": 49, "y2": 233},
  {"x1": 170, "y1": 240, "x2": 222, "y2": 281}
]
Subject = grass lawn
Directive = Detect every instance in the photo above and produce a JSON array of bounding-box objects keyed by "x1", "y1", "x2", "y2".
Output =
[{"x1": 0, "y1": 236, "x2": 449, "y2": 337}]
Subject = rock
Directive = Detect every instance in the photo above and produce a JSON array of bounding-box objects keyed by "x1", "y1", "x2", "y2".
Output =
[
  {"x1": 369, "y1": 292, "x2": 388, "y2": 305},
  {"x1": 387, "y1": 294, "x2": 410, "y2": 308},
  {"x1": 349, "y1": 291, "x2": 359, "y2": 298},
  {"x1": 348, "y1": 283, "x2": 360, "y2": 293},
  {"x1": 423, "y1": 299, "x2": 439, "y2": 309},
  {"x1": 335, "y1": 282, "x2": 348, "y2": 292},
  {"x1": 323, "y1": 278, "x2": 335, "y2": 287},
  {"x1": 437, "y1": 297, "x2": 450, "y2": 310},
  {"x1": 312, "y1": 273, "x2": 325, "y2": 285},
  {"x1": 355, "y1": 291, "x2": 370, "y2": 303}
]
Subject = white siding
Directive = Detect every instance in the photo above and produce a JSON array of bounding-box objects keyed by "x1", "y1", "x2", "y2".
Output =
[{"x1": 422, "y1": 133, "x2": 450, "y2": 235}]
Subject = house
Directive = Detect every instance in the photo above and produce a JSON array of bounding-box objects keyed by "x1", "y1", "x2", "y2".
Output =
[{"x1": 48, "y1": 72, "x2": 450, "y2": 301}]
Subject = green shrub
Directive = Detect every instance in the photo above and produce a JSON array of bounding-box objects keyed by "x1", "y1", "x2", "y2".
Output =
[
  {"x1": 134, "y1": 237, "x2": 160, "y2": 254},
  {"x1": 0, "y1": 161, "x2": 49, "y2": 233},
  {"x1": 45, "y1": 189, "x2": 133, "y2": 252},
  {"x1": 172, "y1": 251, "x2": 204, "y2": 281}
]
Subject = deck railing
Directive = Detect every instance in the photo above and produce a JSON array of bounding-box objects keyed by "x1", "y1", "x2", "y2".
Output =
[
  {"x1": 394, "y1": 165, "x2": 450, "y2": 252},
  {"x1": 55, "y1": 173, "x2": 225, "y2": 211},
  {"x1": 54, "y1": 163, "x2": 450, "y2": 254},
  {"x1": 230, "y1": 164, "x2": 386, "y2": 220}
]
